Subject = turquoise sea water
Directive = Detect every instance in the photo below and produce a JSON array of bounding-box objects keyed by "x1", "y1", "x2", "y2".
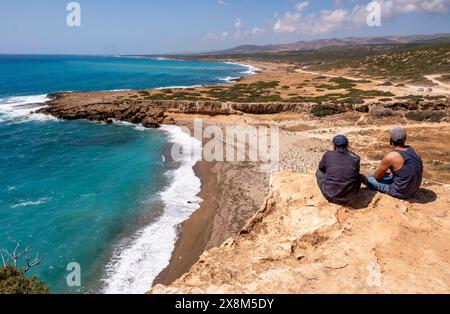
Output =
[{"x1": 0, "y1": 55, "x2": 249, "y2": 293}]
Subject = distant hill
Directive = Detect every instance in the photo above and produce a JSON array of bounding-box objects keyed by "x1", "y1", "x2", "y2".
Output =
[{"x1": 209, "y1": 33, "x2": 450, "y2": 55}]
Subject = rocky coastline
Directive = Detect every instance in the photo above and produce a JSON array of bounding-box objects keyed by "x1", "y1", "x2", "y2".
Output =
[{"x1": 38, "y1": 93, "x2": 449, "y2": 128}]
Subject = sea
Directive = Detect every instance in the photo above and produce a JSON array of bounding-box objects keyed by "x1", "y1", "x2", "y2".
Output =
[{"x1": 0, "y1": 55, "x2": 254, "y2": 293}]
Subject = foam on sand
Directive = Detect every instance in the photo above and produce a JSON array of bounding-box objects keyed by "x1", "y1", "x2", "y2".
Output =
[
  {"x1": 101, "y1": 125, "x2": 202, "y2": 294},
  {"x1": 225, "y1": 62, "x2": 261, "y2": 76}
]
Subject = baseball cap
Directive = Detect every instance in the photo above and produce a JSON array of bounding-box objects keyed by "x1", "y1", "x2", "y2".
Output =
[
  {"x1": 333, "y1": 135, "x2": 349, "y2": 147},
  {"x1": 391, "y1": 127, "x2": 407, "y2": 143}
]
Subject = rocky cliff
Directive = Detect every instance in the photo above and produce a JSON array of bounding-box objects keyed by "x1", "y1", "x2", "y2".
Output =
[
  {"x1": 151, "y1": 172, "x2": 450, "y2": 294},
  {"x1": 39, "y1": 93, "x2": 449, "y2": 128}
]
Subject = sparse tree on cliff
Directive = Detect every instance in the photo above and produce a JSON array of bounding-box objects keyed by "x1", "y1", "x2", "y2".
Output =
[{"x1": 0, "y1": 239, "x2": 48, "y2": 294}]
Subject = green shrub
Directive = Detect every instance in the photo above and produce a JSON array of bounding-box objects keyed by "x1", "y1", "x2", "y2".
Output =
[
  {"x1": 310, "y1": 105, "x2": 342, "y2": 117},
  {"x1": 0, "y1": 265, "x2": 48, "y2": 294},
  {"x1": 406, "y1": 111, "x2": 447, "y2": 122}
]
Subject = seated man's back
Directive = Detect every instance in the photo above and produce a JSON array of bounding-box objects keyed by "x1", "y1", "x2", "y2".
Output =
[
  {"x1": 317, "y1": 135, "x2": 361, "y2": 205},
  {"x1": 364, "y1": 128, "x2": 423, "y2": 199},
  {"x1": 389, "y1": 147, "x2": 423, "y2": 199}
]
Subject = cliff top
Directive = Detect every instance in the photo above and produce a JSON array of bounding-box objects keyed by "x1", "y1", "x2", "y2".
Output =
[{"x1": 151, "y1": 172, "x2": 450, "y2": 294}]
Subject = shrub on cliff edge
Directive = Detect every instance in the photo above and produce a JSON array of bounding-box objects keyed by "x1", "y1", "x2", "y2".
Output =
[{"x1": 0, "y1": 265, "x2": 48, "y2": 294}]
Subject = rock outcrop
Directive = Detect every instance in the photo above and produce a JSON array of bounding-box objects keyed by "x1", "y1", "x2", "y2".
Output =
[
  {"x1": 151, "y1": 172, "x2": 450, "y2": 294},
  {"x1": 38, "y1": 93, "x2": 449, "y2": 128}
]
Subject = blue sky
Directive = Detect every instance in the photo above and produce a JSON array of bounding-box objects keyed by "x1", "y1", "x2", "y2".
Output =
[{"x1": 0, "y1": 0, "x2": 449, "y2": 54}]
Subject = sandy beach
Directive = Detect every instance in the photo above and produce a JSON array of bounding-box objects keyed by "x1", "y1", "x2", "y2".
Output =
[{"x1": 154, "y1": 118, "x2": 271, "y2": 286}]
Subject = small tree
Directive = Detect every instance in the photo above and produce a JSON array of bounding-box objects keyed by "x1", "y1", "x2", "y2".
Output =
[{"x1": 0, "y1": 240, "x2": 48, "y2": 294}]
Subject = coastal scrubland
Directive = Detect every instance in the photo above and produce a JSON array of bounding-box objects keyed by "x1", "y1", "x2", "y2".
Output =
[{"x1": 178, "y1": 42, "x2": 450, "y2": 84}]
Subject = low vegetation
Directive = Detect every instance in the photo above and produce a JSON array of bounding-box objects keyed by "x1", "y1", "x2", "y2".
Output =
[
  {"x1": 349, "y1": 44, "x2": 450, "y2": 83},
  {"x1": 0, "y1": 241, "x2": 48, "y2": 294},
  {"x1": 369, "y1": 106, "x2": 400, "y2": 119},
  {"x1": 406, "y1": 111, "x2": 448, "y2": 122},
  {"x1": 181, "y1": 42, "x2": 450, "y2": 84},
  {"x1": 310, "y1": 104, "x2": 344, "y2": 117},
  {"x1": 0, "y1": 265, "x2": 48, "y2": 294}
]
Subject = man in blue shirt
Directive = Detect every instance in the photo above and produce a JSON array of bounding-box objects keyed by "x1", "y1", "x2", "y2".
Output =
[{"x1": 316, "y1": 135, "x2": 362, "y2": 205}]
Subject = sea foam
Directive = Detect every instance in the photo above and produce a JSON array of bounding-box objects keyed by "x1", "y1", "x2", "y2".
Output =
[
  {"x1": 225, "y1": 62, "x2": 261, "y2": 76},
  {"x1": 0, "y1": 94, "x2": 56, "y2": 122},
  {"x1": 101, "y1": 125, "x2": 202, "y2": 294}
]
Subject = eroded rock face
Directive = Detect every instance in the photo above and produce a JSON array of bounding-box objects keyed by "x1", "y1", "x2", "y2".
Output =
[
  {"x1": 151, "y1": 172, "x2": 450, "y2": 294},
  {"x1": 38, "y1": 94, "x2": 449, "y2": 128},
  {"x1": 38, "y1": 101, "x2": 169, "y2": 128}
]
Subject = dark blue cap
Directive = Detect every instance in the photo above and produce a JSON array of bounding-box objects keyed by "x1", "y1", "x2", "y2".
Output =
[{"x1": 333, "y1": 135, "x2": 349, "y2": 147}]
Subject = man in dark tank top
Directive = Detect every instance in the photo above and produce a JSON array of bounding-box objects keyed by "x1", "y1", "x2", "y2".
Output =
[{"x1": 364, "y1": 128, "x2": 424, "y2": 199}]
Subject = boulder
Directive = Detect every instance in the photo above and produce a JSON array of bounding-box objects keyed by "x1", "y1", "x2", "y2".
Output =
[{"x1": 142, "y1": 117, "x2": 160, "y2": 128}]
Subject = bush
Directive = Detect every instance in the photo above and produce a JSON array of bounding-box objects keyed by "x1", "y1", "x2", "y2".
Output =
[
  {"x1": 310, "y1": 105, "x2": 342, "y2": 117},
  {"x1": 0, "y1": 265, "x2": 48, "y2": 294},
  {"x1": 369, "y1": 106, "x2": 400, "y2": 119},
  {"x1": 406, "y1": 111, "x2": 447, "y2": 122}
]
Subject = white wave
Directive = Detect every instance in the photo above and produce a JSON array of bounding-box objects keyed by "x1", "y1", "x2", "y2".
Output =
[
  {"x1": 154, "y1": 84, "x2": 202, "y2": 90},
  {"x1": 0, "y1": 94, "x2": 56, "y2": 123},
  {"x1": 10, "y1": 197, "x2": 50, "y2": 209},
  {"x1": 225, "y1": 61, "x2": 261, "y2": 76},
  {"x1": 219, "y1": 76, "x2": 241, "y2": 83},
  {"x1": 102, "y1": 125, "x2": 202, "y2": 294},
  {"x1": 108, "y1": 119, "x2": 149, "y2": 132}
]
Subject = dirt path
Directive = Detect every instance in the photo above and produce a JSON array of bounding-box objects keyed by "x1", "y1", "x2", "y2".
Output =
[{"x1": 425, "y1": 75, "x2": 450, "y2": 90}]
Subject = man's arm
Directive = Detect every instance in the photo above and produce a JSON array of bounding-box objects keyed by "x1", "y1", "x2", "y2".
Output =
[
  {"x1": 374, "y1": 153, "x2": 395, "y2": 182},
  {"x1": 318, "y1": 153, "x2": 327, "y2": 173}
]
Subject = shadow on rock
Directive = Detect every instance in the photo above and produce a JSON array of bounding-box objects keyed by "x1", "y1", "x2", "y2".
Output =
[
  {"x1": 407, "y1": 188, "x2": 438, "y2": 204},
  {"x1": 349, "y1": 188, "x2": 378, "y2": 210}
]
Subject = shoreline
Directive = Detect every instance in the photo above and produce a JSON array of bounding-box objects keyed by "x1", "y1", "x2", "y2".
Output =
[
  {"x1": 101, "y1": 124, "x2": 203, "y2": 294},
  {"x1": 153, "y1": 158, "x2": 219, "y2": 285},
  {"x1": 153, "y1": 120, "x2": 271, "y2": 287}
]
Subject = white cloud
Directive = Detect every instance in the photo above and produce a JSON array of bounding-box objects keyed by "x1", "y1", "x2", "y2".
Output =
[
  {"x1": 274, "y1": 0, "x2": 450, "y2": 35},
  {"x1": 295, "y1": 1, "x2": 309, "y2": 11},
  {"x1": 274, "y1": 12, "x2": 301, "y2": 33},
  {"x1": 235, "y1": 18, "x2": 243, "y2": 29},
  {"x1": 206, "y1": 18, "x2": 266, "y2": 41},
  {"x1": 252, "y1": 27, "x2": 265, "y2": 35},
  {"x1": 205, "y1": 32, "x2": 216, "y2": 40},
  {"x1": 217, "y1": 0, "x2": 228, "y2": 6},
  {"x1": 391, "y1": 0, "x2": 450, "y2": 14}
]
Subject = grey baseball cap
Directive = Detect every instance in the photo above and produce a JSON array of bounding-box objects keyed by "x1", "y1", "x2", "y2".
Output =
[{"x1": 391, "y1": 127, "x2": 407, "y2": 142}]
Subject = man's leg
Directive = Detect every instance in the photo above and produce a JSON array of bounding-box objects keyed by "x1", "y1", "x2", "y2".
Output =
[{"x1": 364, "y1": 175, "x2": 393, "y2": 194}]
